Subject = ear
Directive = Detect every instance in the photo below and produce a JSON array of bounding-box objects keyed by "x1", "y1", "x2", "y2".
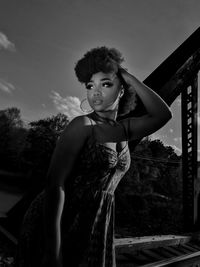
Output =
[{"x1": 120, "y1": 87, "x2": 124, "y2": 98}]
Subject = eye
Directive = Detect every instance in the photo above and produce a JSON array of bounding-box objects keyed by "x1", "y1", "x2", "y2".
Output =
[
  {"x1": 85, "y1": 84, "x2": 93, "y2": 90},
  {"x1": 102, "y1": 82, "x2": 113, "y2": 88}
]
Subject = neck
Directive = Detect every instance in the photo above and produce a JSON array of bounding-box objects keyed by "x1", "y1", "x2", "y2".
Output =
[
  {"x1": 94, "y1": 110, "x2": 118, "y2": 121},
  {"x1": 92, "y1": 110, "x2": 119, "y2": 125}
]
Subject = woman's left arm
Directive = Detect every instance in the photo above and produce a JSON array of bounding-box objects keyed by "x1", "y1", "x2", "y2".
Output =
[{"x1": 120, "y1": 68, "x2": 172, "y2": 140}]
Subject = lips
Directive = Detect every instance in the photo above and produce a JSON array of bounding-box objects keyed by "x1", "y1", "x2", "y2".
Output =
[{"x1": 93, "y1": 99, "x2": 103, "y2": 105}]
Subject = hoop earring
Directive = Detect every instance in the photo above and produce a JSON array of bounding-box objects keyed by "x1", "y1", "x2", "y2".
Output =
[{"x1": 80, "y1": 98, "x2": 93, "y2": 113}]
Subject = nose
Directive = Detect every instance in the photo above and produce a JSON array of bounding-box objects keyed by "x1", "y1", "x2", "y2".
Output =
[{"x1": 93, "y1": 88, "x2": 102, "y2": 97}]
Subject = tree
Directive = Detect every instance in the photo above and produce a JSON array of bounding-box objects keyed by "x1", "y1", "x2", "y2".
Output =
[
  {"x1": 115, "y1": 138, "x2": 183, "y2": 236},
  {"x1": 21, "y1": 113, "x2": 69, "y2": 179},
  {"x1": 0, "y1": 107, "x2": 24, "y2": 128},
  {"x1": 0, "y1": 107, "x2": 26, "y2": 171}
]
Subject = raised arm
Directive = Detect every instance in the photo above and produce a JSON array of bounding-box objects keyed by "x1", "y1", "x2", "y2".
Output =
[
  {"x1": 120, "y1": 68, "x2": 172, "y2": 140},
  {"x1": 42, "y1": 115, "x2": 89, "y2": 267}
]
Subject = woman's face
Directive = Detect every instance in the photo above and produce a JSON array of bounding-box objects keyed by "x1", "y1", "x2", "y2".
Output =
[{"x1": 86, "y1": 72, "x2": 122, "y2": 112}]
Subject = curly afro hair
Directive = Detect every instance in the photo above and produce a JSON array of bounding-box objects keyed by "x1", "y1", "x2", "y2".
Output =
[
  {"x1": 74, "y1": 46, "x2": 124, "y2": 83},
  {"x1": 75, "y1": 46, "x2": 137, "y2": 116}
]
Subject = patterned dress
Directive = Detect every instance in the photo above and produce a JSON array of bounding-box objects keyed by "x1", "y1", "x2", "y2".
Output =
[{"x1": 16, "y1": 116, "x2": 131, "y2": 267}]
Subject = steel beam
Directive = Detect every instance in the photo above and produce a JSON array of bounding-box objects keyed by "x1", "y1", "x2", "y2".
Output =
[{"x1": 181, "y1": 73, "x2": 198, "y2": 231}]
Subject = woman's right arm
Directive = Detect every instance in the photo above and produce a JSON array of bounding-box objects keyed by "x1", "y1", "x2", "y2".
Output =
[{"x1": 42, "y1": 115, "x2": 89, "y2": 266}]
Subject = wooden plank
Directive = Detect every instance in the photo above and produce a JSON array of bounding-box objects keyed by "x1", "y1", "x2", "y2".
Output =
[
  {"x1": 141, "y1": 251, "x2": 200, "y2": 267},
  {"x1": 116, "y1": 253, "x2": 137, "y2": 266},
  {"x1": 186, "y1": 242, "x2": 200, "y2": 250},
  {"x1": 140, "y1": 249, "x2": 166, "y2": 261},
  {"x1": 119, "y1": 251, "x2": 150, "y2": 264},
  {"x1": 173, "y1": 245, "x2": 196, "y2": 254},
  {"x1": 155, "y1": 247, "x2": 177, "y2": 258},
  {"x1": 181, "y1": 244, "x2": 199, "y2": 252},
  {"x1": 0, "y1": 224, "x2": 17, "y2": 245},
  {"x1": 116, "y1": 235, "x2": 200, "y2": 266},
  {"x1": 117, "y1": 251, "x2": 150, "y2": 265},
  {"x1": 115, "y1": 235, "x2": 192, "y2": 251},
  {"x1": 163, "y1": 247, "x2": 184, "y2": 256}
]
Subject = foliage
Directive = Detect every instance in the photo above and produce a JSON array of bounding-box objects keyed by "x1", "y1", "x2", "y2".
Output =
[
  {"x1": 21, "y1": 113, "x2": 69, "y2": 178},
  {"x1": 0, "y1": 107, "x2": 24, "y2": 128},
  {"x1": 0, "y1": 108, "x2": 27, "y2": 171},
  {"x1": 115, "y1": 138, "x2": 183, "y2": 236},
  {"x1": 0, "y1": 108, "x2": 69, "y2": 176}
]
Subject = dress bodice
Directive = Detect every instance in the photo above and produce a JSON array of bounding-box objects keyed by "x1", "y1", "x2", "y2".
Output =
[{"x1": 65, "y1": 115, "x2": 131, "y2": 198}]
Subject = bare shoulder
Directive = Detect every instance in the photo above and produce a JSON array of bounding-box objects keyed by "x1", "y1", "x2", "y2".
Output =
[
  {"x1": 66, "y1": 114, "x2": 92, "y2": 127},
  {"x1": 52, "y1": 115, "x2": 91, "y2": 162},
  {"x1": 61, "y1": 114, "x2": 91, "y2": 139},
  {"x1": 46, "y1": 115, "x2": 92, "y2": 186}
]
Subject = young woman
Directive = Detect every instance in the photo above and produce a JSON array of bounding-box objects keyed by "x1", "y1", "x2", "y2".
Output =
[{"x1": 16, "y1": 47, "x2": 172, "y2": 267}]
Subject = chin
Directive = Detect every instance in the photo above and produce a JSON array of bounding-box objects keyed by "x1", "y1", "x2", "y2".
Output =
[{"x1": 92, "y1": 105, "x2": 105, "y2": 112}]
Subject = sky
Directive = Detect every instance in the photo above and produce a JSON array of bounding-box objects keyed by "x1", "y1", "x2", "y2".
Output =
[{"x1": 0, "y1": 0, "x2": 199, "y2": 158}]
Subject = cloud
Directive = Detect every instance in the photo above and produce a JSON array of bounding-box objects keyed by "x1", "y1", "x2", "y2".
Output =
[
  {"x1": 173, "y1": 137, "x2": 182, "y2": 143},
  {"x1": 0, "y1": 78, "x2": 16, "y2": 94},
  {"x1": 50, "y1": 91, "x2": 84, "y2": 119},
  {"x1": 0, "y1": 32, "x2": 15, "y2": 51}
]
